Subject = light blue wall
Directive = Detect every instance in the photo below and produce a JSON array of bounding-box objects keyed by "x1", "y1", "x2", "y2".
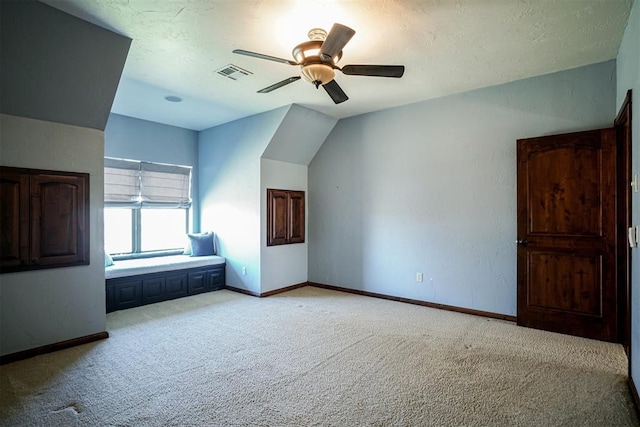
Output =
[
  {"x1": 308, "y1": 60, "x2": 617, "y2": 316},
  {"x1": 105, "y1": 113, "x2": 200, "y2": 230},
  {"x1": 616, "y1": 0, "x2": 640, "y2": 389},
  {"x1": 198, "y1": 107, "x2": 289, "y2": 294}
]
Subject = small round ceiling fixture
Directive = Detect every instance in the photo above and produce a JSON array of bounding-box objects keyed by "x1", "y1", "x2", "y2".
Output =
[{"x1": 164, "y1": 95, "x2": 182, "y2": 103}]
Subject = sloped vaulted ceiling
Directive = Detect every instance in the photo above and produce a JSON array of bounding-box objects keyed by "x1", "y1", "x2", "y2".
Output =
[
  {"x1": 0, "y1": 1, "x2": 131, "y2": 131},
  {"x1": 262, "y1": 105, "x2": 338, "y2": 166},
  {"x1": 38, "y1": 0, "x2": 633, "y2": 131}
]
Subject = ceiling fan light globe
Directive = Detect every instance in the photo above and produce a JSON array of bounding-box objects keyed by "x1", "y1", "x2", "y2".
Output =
[{"x1": 300, "y1": 63, "x2": 335, "y2": 86}]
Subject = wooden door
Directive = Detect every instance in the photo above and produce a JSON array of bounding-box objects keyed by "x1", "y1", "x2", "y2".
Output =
[{"x1": 517, "y1": 128, "x2": 617, "y2": 342}]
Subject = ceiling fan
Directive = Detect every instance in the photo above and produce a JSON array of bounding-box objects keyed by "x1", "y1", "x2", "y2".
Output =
[{"x1": 232, "y1": 23, "x2": 405, "y2": 104}]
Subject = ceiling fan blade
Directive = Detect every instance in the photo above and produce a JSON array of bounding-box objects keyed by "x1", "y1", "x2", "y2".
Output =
[
  {"x1": 322, "y1": 79, "x2": 349, "y2": 104},
  {"x1": 233, "y1": 49, "x2": 298, "y2": 66},
  {"x1": 319, "y1": 23, "x2": 355, "y2": 60},
  {"x1": 257, "y1": 76, "x2": 301, "y2": 93},
  {"x1": 341, "y1": 65, "x2": 405, "y2": 78}
]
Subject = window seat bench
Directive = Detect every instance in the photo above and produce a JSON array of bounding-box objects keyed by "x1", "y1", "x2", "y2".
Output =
[{"x1": 106, "y1": 255, "x2": 226, "y2": 313}]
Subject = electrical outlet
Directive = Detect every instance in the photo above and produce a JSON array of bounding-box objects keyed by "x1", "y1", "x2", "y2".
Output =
[
  {"x1": 242, "y1": 267, "x2": 247, "y2": 276},
  {"x1": 416, "y1": 272, "x2": 423, "y2": 282}
]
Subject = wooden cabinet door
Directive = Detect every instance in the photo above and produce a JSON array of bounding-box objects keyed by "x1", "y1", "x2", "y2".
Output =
[
  {"x1": 206, "y1": 266, "x2": 225, "y2": 290},
  {"x1": 165, "y1": 273, "x2": 188, "y2": 299},
  {"x1": 30, "y1": 172, "x2": 89, "y2": 267},
  {"x1": 267, "y1": 189, "x2": 289, "y2": 246},
  {"x1": 106, "y1": 284, "x2": 114, "y2": 313},
  {"x1": 288, "y1": 191, "x2": 305, "y2": 244},
  {"x1": 267, "y1": 188, "x2": 305, "y2": 246},
  {"x1": 517, "y1": 128, "x2": 617, "y2": 342},
  {"x1": 0, "y1": 169, "x2": 29, "y2": 269},
  {"x1": 142, "y1": 277, "x2": 166, "y2": 304},
  {"x1": 188, "y1": 270, "x2": 207, "y2": 294},
  {"x1": 113, "y1": 279, "x2": 142, "y2": 311}
]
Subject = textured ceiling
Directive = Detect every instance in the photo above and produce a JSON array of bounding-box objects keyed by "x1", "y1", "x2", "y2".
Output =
[{"x1": 41, "y1": 0, "x2": 633, "y2": 131}]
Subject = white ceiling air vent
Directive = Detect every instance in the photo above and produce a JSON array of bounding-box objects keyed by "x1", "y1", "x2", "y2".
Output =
[{"x1": 216, "y1": 64, "x2": 253, "y2": 81}]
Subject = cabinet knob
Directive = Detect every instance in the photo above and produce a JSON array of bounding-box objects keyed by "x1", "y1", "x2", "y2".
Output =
[{"x1": 516, "y1": 240, "x2": 529, "y2": 246}]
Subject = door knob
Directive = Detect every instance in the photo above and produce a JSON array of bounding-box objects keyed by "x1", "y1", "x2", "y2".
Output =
[{"x1": 516, "y1": 239, "x2": 529, "y2": 246}]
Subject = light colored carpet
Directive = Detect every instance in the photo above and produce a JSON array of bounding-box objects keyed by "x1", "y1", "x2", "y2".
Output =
[{"x1": 1, "y1": 286, "x2": 637, "y2": 426}]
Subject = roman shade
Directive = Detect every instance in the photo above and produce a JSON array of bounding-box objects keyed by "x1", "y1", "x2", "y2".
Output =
[{"x1": 104, "y1": 157, "x2": 191, "y2": 208}]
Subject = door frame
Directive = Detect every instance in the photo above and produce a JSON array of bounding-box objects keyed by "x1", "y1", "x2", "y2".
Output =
[{"x1": 615, "y1": 90, "x2": 632, "y2": 367}]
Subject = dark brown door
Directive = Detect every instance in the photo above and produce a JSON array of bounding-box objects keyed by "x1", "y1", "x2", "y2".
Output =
[{"x1": 517, "y1": 128, "x2": 617, "y2": 342}]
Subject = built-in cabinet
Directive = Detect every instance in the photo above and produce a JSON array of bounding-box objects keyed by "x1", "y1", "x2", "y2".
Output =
[
  {"x1": 266, "y1": 188, "x2": 305, "y2": 246},
  {"x1": 106, "y1": 263, "x2": 225, "y2": 313},
  {"x1": 0, "y1": 166, "x2": 90, "y2": 273}
]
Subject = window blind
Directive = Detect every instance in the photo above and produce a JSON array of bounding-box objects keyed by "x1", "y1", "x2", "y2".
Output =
[
  {"x1": 104, "y1": 158, "x2": 141, "y2": 206},
  {"x1": 104, "y1": 157, "x2": 192, "y2": 208},
  {"x1": 140, "y1": 161, "x2": 192, "y2": 207}
]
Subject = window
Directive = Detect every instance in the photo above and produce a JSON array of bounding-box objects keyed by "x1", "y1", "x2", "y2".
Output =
[
  {"x1": 140, "y1": 209, "x2": 188, "y2": 251},
  {"x1": 104, "y1": 208, "x2": 132, "y2": 254},
  {"x1": 104, "y1": 158, "x2": 192, "y2": 257}
]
